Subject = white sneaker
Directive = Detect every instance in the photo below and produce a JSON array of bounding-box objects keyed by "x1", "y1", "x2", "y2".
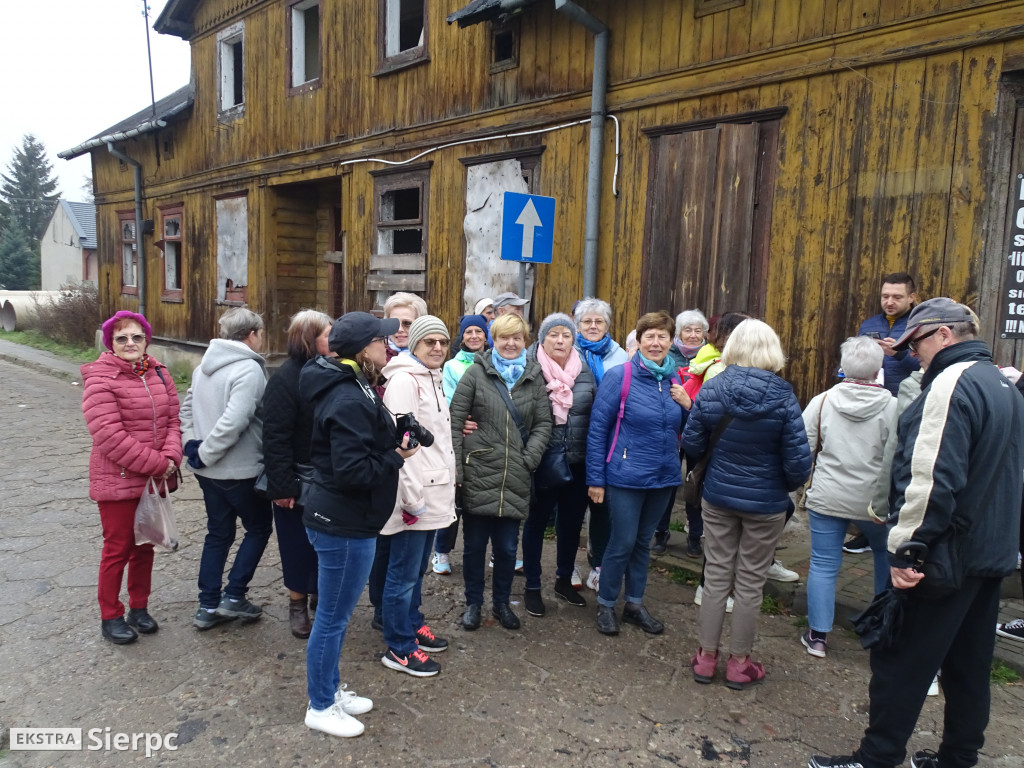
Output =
[
  {"x1": 586, "y1": 567, "x2": 601, "y2": 591},
  {"x1": 335, "y1": 684, "x2": 373, "y2": 716},
  {"x1": 693, "y1": 585, "x2": 735, "y2": 613},
  {"x1": 927, "y1": 675, "x2": 939, "y2": 697},
  {"x1": 570, "y1": 566, "x2": 583, "y2": 590},
  {"x1": 305, "y1": 702, "x2": 364, "y2": 738},
  {"x1": 766, "y1": 559, "x2": 799, "y2": 582},
  {"x1": 432, "y1": 552, "x2": 451, "y2": 575}
]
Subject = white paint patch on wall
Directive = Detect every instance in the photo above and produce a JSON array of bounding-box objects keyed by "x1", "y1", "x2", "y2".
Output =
[
  {"x1": 216, "y1": 197, "x2": 248, "y2": 301},
  {"x1": 463, "y1": 160, "x2": 534, "y2": 315}
]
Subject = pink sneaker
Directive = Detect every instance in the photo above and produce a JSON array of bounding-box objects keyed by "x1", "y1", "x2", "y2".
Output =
[
  {"x1": 690, "y1": 647, "x2": 719, "y2": 684},
  {"x1": 726, "y1": 655, "x2": 765, "y2": 690}
]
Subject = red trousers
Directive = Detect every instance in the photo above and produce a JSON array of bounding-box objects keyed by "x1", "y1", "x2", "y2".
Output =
[{"x1": 97, "y1": 498, "x2": 154, "y2": 620}]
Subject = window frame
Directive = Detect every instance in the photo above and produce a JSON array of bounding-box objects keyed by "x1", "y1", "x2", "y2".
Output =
[
  {"x1": 118, "y1": 210, "x2": 138, "y2": 296},
  {"x1": 217, "y1": 21, "x2": 246, "y2": 121},
  {"x1": 489, "y1": 18, "x2": 520, "y2": 74},
  {"x1": 375, "y1": 0, "x2": 429, "y2": 76},
  {"x1": 369, "y1": 163, "x2": 431, "y2": 299},
  {"x1": 158, "y1": 203, "x2": 185, "y2": 303},
  {"x1": 286, "y1": 0, "x2": 322, "y2": 95}
]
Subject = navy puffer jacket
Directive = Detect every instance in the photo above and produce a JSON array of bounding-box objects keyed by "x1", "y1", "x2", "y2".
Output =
[{"x1": 682, "y1": 365, "x2": 811, "y2": 514}]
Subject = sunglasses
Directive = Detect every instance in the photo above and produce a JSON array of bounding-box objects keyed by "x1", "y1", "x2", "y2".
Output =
[
  {"x1": 419, "y1": 338, "x2": 450, "y2": 348},
  {"x1": 397, "y1": 320, "x2": 413, "y2": 329},
  {"x1": 114, "y1": 334, "x2": 146, "y2": 345},
  {"x1": 908, "y1": 326, "x2": 942, "y2": 352}
]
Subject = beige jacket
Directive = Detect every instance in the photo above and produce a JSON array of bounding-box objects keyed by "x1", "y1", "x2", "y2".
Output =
[{"x1": 379, "y1": 353, "x2": 457, "y2": 535}]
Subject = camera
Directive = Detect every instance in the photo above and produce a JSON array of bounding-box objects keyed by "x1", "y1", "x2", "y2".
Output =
[{"x1": 395, "y1": 413, "x2": 434, "y2": 449}]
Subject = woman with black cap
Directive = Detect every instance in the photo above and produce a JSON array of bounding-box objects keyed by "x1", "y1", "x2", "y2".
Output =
[{"x1": 298, "y1": 312, "x2": 419, "y2": 739}]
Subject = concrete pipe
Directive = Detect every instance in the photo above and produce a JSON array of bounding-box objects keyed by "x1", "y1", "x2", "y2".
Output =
[{"x1": 0, "y1": 292, "x2": 60, "y2": 332}]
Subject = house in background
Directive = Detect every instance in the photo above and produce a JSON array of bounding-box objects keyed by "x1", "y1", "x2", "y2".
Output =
[
  {"x1": 59, "y1": 0, "x2": 1024, "y2": 401},
  {"x1": 40, "y1": 200, "x2": 97, "y2": 289}
]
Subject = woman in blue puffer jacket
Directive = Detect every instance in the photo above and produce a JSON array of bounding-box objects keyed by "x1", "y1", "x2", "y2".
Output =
[
  {"x1": 587, "y1": 311, "x2": 691, "y2": 637},
  {"x1": 682, "y1": 319, "x2": 810, "y2": 691}
]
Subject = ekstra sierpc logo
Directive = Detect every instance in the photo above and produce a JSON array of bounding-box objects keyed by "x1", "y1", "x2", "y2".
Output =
[{"x1": 9, "y1": 727, "x2": 178, "y2": 757}]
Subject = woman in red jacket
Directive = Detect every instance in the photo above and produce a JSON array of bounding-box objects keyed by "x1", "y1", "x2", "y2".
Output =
[{"x1": 81, "y1": 311, "x2": 182, "y2": 645}]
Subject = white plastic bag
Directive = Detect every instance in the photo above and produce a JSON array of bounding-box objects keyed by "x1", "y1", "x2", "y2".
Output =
[{"x1": 135, "y1": 478, "x2": 180, "y2": 551}]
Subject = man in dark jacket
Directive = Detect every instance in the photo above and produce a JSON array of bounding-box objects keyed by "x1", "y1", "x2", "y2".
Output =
[
  {"x1": 811, "y1": 298, "x2": 1024, "y2": 768},
  {"x1": 857, "y1": 272, "x2": 920, "y2": 397}
]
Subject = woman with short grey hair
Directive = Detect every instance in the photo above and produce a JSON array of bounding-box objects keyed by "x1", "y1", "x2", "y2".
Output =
[
  {"x1": 219, "y1": 306, "x2": 265, "y2": 341},
  {"x1": 798, "y1": 335, "x2": 897, "y2": 659}
]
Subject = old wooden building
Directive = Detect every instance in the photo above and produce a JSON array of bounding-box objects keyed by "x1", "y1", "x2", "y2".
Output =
[{"x1": 60, "y1": 0, "x2": 1024, "y2": 401}]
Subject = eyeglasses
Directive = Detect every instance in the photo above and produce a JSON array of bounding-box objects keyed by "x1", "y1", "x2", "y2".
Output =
[
  {"x1": 398, "y1": 320, "x2": 413, "y2": 329},
  {"x1": 580, "y1": 318, "x2": 606, "y2": 326},
  {"x1": 420, "y1": 338, "x2": 450, "y2": 348},
  {"x1": 371, "y1": 336, "x2": 387, "y2": 344},
  {"x1": 113, "y1": 334, "x2": 146, "y2": 345},
  {"x1": 908, "y1": 326, "x2": 942, "y2": 352}
]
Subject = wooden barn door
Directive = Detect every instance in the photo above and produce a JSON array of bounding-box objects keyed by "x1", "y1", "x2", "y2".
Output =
[{"x1": 641, "y1": 115, "x2": 779, "y2": 320}]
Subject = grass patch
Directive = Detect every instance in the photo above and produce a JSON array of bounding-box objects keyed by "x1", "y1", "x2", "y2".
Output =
[
  {"x1": 760, "y1": 595, "x2": 787, "y2": 615},
  {"x1": 668, "y1": 519, "x2": 687, "y2": 533},
  {"x1": 991, "y1": 660, "x2": 1020, "y2": 685},
  {"x1": 167, "y1": 360, "x2": 195, "y2": 390},
  {"x1": 0, "y1": 329, "x2": 96, "y2": 364},
  {"x1": 657, "y1": 564, "x2": 700, "y2": 586},
  {"x1": 543, "y1": 525, "x2": 556, "y2": 541}
]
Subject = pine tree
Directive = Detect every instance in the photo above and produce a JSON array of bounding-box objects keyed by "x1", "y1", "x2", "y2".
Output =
[
  {"x1": 0, "y1": 134, "x2": 60, "y2": 241},
  {"x1": 0, "y1": 224, "x2": 41, "y2": 290}
]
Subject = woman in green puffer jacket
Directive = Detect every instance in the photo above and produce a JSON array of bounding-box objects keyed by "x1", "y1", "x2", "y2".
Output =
[{"x1": 450, "y1": 313, "x2": 552, "y2": 633}]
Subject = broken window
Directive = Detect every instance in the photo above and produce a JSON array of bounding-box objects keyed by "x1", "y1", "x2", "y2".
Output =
[
  {"x1": 218, "y1": 22, "x2": 245, "y2": 116},
  {"x1": 289, "y1": 0, "x2": 321, "y2": 89},
  {"x1": 369, "y1": 166, "x2": 429, "y2": 306},
  {"x1": 490, "y1": 19, "x2": 519, "y2": 73},
  {"x1": 216, "y1": 196, "x2": 249, "y2": 304},
  {"x1": 118, "y1": 212, "x2": 137, "y2": 295},
  {"x1": 378, "y1": 0, "x2": 428, "y2": 73},
  {"x1": 159, "y1": 205, "x2": 183, "y2": 301}
]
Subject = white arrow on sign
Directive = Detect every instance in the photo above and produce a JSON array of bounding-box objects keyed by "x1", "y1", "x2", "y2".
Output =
[{"x1": 515, "y1": 199, "x2": 543, "y2": 260}]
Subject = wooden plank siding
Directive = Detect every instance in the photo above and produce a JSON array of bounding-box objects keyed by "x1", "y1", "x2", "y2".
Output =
[{"x1": 87, "y1": 0, "x2": 1024, "y2": 399}]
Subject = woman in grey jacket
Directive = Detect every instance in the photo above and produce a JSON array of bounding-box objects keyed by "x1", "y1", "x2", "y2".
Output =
[
  {"x1": 521, "y1": 313, "x2": 596, "y2": 616},
  {"x1": 450, "y1": 313, "x2": 552, "y2": 631}
]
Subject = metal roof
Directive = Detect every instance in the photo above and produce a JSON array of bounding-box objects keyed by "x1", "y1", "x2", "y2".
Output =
[
  {"x1": 447, "y1": 0, "x2": 540, "y2": 28},
  {"x1": 61, "y1": 201, "x2": 97, "y2": 249},
  {"x1": 58, "y1": 84, "x2": 194, "y2": 161}
]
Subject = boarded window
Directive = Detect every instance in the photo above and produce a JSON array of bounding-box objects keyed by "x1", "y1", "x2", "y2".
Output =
[
  {"x1": 118, "y1": 212, "x2": 137, "y2": 295},
  {"x1": 218, "y1": 23, "x2": 245, "y2": 116},
  {"x1": 369, "y1": 166, "x2": 429, "y2": 307},
  {"x1": 216, "y1": 197, "x2": 249, "y2": 304},
  {"x1": 641, "y1": 115, "x2": 780, "y2": 319},
  {"x1": 289, "y1": 0, "x2": 321, "y2": 89},
  {"x1": 159, "y1": 206, "x2": 183, "y2": 301}
]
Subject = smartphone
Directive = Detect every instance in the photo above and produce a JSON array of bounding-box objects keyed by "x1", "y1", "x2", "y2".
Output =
[{"x1": 866, "y1": 332, "x2": 882, "y2": 340}]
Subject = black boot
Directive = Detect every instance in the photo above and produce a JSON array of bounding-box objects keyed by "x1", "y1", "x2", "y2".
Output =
[
  {"x1": 623, "y1": 603, "x2": 664, "y2": 634},
  {"x1": 651, "y1": 530, "x2": 670, "y2": 556},
  {"x1": 492, "y1": 603, "x2": 521, "y2": 630},
  {"x1": 554, "y1": 577, "x2": 587, "y2": 607},
  {"x1": 462, "y1": 604, "x2": 482, "y2": 631},
  {"x1": 102, "y1": 617, "x2": 138, "y2": 645},
  {"x1": 125, "y1": 608, "x2": 159, "y2": 634},
  {"x1": 596, "y1": 605, "x2": 619, "y2": 635},
  {"x1": 523, "y1": 589, "x2": 546, "y2": 617}
]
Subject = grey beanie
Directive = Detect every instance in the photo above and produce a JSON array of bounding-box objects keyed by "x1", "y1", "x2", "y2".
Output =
[
  {"x1": 538, "y1": 312, "x2": 577, "y2": 342},
  {"x1": 407, "y1": 315, "x2": 450, "y2": 354}
]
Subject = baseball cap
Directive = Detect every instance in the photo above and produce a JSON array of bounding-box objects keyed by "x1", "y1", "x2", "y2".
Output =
[
  {"x1": 891, "y1": 298, "x2": 977, "y2": 351},
  {"x1": 328, "y1": 312, "x2": 400, "y2": 357},
  {"x1": 493, "y1": 292, "x2": 528, "y2": 309}
]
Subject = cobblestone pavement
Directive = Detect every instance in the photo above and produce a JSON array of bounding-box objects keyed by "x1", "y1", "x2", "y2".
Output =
[{"x1": 1, "y1": 351, "x2": 1023, "y2": 767}]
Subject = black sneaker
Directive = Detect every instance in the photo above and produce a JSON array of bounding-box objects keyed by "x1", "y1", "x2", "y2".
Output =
[
  {"x1": 651, "y1": 530, "x2": 670, "y2": 556},
  {"x1": 808, "y1": 755, "x2": 864, "y2": 768},
  {"x1": 125, "y1": 608, "x2": 159, "y2": 634},
  {"x1": 996, "y1": 618, "x2": 1024, "y2": 641},
  {"x1": 910, "y1": 751, "x2": 939, "y2": 768},
  {"x1": 686, "y1": 536, "x2": 704, "y2": 558},
  {"x1": 381, "y1": 648, "x2": 440, "y2": 677},
  {"x1": 215, "y1": 596, "x2": 263, "y2": 621},
  {"x1": 524, "y1": 588, "x2": 546, "y2": 617},
  {"x1": 101, "y1": 617, "x2": 138, "y2": 645},
  {"x1": 415, "y1": 624, "x2": 448, "y2": 653},
  {"x1": 842, "y1": 534, "x2": 870, "y2": 554},
  {"x1": 193, "y1": 607, "x2": 235, "y2": 631},
  {"x1": 554, "y1": 576, "x2": 587, "y2": 606}
]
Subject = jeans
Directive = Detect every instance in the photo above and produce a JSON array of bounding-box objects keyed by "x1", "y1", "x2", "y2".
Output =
[
  {"x1": 305, "y1": 529, "x2": 376, "y2": 711},
  {"x1": 462, "y1": 514, "x2": 519, "y2": 607},
  {"x1": 368, "y1": 534, "x2": 391, "y2": 623},
  {"x1": 807, "y1": 509, "x2": 890, "y2": 633},
  {"x1": 382, "y1": 529, "x2": 434, "y2": 655},
  {"x1": 434, "y1": 487, "x2": 463, "y2": 555},
  {"x1": 97, "y1": 498, "x2": 154, "y2": 620},
  {"x1": 523, "y1": 464, "x2": 589, "y2": 589},
  {"x1": 597, "y1": 485, "x2": 674, "y2": 607},
  {"x1": 196, "y1": 476, "x2": 273, "y2": 609}
]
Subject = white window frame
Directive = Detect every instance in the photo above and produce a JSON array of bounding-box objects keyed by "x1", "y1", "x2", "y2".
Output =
[
  {"x1": 289, "y1": 0, "x2": 321, "y2": 90},
  {"x1": 217, "y1": 22, "x2": 245, "y2": 119}
]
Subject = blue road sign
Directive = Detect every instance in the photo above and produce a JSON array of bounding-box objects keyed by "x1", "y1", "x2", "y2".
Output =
[{"x1": 500, "y1": 192, "x2": 556, "y2": 264}]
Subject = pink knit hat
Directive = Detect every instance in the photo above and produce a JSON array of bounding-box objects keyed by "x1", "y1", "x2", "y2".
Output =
[{"x1": 101, "y1": 311, "x2": 153, "y2": 350}]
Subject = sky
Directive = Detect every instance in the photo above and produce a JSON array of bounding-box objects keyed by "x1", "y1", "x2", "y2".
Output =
[{"x1": 0, "y1": 0, "x2": 192, "y2": 201}]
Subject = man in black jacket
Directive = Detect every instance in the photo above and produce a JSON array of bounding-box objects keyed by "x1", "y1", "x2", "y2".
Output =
[{"x1": 811, "y1": 298, "x2": 1024, "y2": 768}]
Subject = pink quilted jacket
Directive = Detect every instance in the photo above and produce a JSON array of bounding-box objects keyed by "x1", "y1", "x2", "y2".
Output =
[{"x1": 81, "y1": 352, "x2": 183, "y2": 502}]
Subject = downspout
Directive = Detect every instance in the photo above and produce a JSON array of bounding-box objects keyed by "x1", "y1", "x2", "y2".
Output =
[
  {"x1": 554, "y1": 0, "x2": 608, "y2": 300},
  {"x1": 106, "y1": 143, "x2": 145, "y2": 318}
]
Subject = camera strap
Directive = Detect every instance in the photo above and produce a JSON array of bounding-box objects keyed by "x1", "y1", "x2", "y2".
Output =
[{"x1": 491, "y1": 377, "x2": 530, "y2": 448}]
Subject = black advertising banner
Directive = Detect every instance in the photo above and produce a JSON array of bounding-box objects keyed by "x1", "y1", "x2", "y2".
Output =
[{"x1": 1000, "y1": 173, "x2": 1024, "y2": 339}]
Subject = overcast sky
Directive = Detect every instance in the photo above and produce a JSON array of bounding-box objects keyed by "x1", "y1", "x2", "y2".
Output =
[{"x1": 0, "y1": 0, "x2": 191, "y2": 201}]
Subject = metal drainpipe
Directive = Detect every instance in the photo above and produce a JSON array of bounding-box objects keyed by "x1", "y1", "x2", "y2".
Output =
[
  {"x1": 106, "y1": 143, "x2": 145, "y2": 318},
  {"x1": 554, "y1": 0, "x2": 608, "y2": 300}
]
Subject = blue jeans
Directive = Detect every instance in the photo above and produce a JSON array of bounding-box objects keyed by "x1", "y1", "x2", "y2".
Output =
[
  {"x1": 462, "y1": 514, "x2": 519, "y2": 607},
  {"x1": 807, "y1": 509, "x2": 890, "y2": 633},
  {"x1": 196, "y1": 476, "x2": 273, "y2": 609},
  {"x1": 305, "y1": 529, "x2": 376, "y2": 711},
  {"x1": 382, "y1": 529, "x2": 434, "y2": 655},
  {"x1": 597, "y1": 486, "x2": 674, "y2": 608},
  {"x1": 523, "y1": 464, "x2": 589, "y2": 589}
]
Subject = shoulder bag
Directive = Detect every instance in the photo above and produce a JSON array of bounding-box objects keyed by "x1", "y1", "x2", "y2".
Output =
[{"x1": 682, "y1": 415, "x2": 733, "y2": 507}]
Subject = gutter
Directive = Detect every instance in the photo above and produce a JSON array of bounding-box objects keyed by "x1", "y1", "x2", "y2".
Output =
[
  {"x1": 554, "y1": 0, "x2": 608, "y2": 301},
  {"x1": 105, "y1": 143, "x2": 146, "y2": 319}
]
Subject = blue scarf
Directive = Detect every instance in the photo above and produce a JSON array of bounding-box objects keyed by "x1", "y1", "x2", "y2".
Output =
[
  {"x1": 639, "y1": 353, "x2": 676, "y2": 382},
  {"x1": 389, "y1": 339, "x2": 407, "y2": 354},
  {"x1": 577, "y1": 333, "x2": 612, "y2": 384},
  {"x1": 491, "y1": 348, "x2": 526, "y2": 390}
]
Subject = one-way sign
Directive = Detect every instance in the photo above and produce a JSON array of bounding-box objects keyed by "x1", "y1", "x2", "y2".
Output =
[{"x1": 500, "y1": 191, "x2": 556, "y2": 264}]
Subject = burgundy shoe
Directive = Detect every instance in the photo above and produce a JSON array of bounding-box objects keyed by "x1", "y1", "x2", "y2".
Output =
[
  {"x1": 690, "y1": 647, "x2": 718, "y2": 684},
  {"x1": 726, "y1": 655, "x2": 765, "y2": 690}
]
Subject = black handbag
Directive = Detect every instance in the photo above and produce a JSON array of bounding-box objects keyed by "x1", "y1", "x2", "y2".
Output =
[
  {"x1": 682, "y1": 415, "x2": 732, "y2": 507},
  {"x1": 535, "y1": 418, "x2": 573, "y2": 490},
  {"x1": 255, "y1": 462, "x2": 316, "y2": 506}
]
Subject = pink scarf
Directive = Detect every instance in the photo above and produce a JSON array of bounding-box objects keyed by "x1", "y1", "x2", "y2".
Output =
[{"x1": 537, "y1": 345, "x2": 582, "y2": 425}]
